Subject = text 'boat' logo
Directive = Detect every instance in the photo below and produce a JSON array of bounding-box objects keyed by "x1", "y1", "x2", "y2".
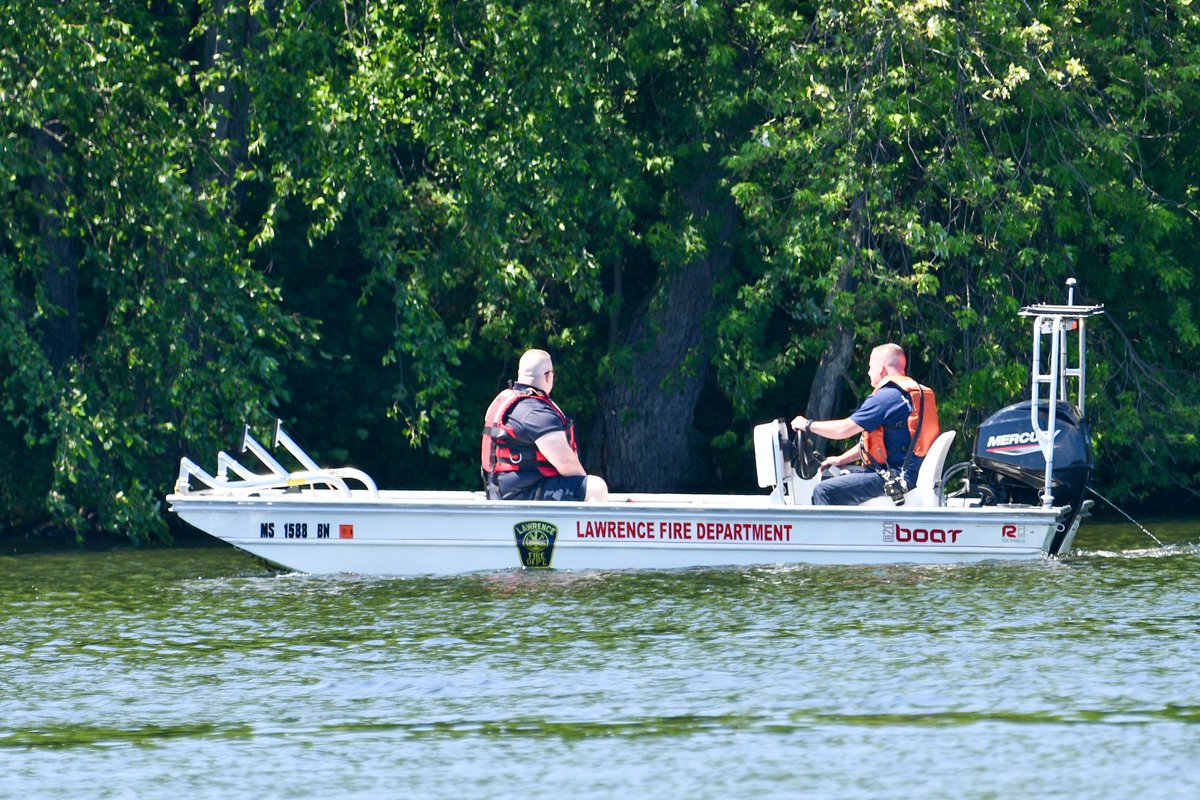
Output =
[{"x1": 883, "y1": 522, "x2": 961, "y2": 544}]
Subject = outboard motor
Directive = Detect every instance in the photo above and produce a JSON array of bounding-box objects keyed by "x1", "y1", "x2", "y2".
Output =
[
  {"x1": 968, "y1": 400, "x2": 1094, "y2": 540},
  {"x1": 952, "y1": 279, "x2": 1105, "y2": 554}
]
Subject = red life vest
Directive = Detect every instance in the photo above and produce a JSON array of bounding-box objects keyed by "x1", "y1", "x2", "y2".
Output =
[
  {"x1": 481, "y1": 387, "x2": 577, "y2": 480},
  {"x1": 861, "y1": 375, "x2": 940, "y2": 467}
]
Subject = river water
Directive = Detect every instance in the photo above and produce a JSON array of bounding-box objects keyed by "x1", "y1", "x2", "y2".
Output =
[{"x1": 2, "y1": 518, "x2": 1197, "y2": 799}]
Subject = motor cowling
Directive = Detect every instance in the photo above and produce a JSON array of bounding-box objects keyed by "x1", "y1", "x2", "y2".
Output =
[{"x1": 970, "y1": 400, "x2": 1093, "y2": 513}]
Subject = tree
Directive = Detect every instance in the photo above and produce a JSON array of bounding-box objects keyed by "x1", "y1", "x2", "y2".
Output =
[
  {"x1": 3, "y1": 0, "x2": 1199, "y2": 545},
  {"x1": 0, "y1": 2, "x2": 305, "y2": 540},
  {"x1": 721, "y1": 0, "x2": 1200, "y2": 503}
]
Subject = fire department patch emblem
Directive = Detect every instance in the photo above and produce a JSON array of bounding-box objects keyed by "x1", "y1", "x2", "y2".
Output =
[{"x1": 514, "y1": 520, "x2": 558, "y2": 569}]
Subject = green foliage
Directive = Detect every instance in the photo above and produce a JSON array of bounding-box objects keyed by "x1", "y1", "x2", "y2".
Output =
[
  {"x1": 239, "y1": 0, "x2": 638, "y2": 450},
  {"x1": 2, "y1": 0, "x2": 1199, "y2": 544},
  {"x1": 1, "y1": 1, "x2": 307, "y2": 541},
  {"x1": 718, "y1": 0, "x2": 1200, "y2": 501}
]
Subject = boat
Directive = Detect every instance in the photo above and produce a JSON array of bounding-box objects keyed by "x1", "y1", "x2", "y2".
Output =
[{"x1": 167, "y1": 283, "x2": 1105, "y2": 575}]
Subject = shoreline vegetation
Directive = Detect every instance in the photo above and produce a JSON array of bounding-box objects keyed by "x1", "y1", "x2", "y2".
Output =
[
  {"x1": 4, "y1": 1, "x2": 1200, "y2": 546},
  {"x1": 1, "y1": 521, "x2": 227, "y2": 555}
]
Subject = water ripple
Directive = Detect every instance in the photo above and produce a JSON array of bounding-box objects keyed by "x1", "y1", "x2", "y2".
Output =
[{"x1": 2, "y1": 520, "x2": 1199, "y2": 798}]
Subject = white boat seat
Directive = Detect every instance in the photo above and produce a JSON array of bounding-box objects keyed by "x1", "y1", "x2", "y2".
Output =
[{"x1": 860, "y1": 430, "x2": 957, "y2": 508}]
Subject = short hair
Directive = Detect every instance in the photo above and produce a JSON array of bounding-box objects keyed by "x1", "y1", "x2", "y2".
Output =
[{"x1": 871, "y1": 343, "x2": 907, "y2": 373}]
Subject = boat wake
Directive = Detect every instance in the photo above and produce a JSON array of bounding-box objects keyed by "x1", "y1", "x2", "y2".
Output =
[{"x1": 1072, "y1": 542, "x2": 1200, "y2": 560}]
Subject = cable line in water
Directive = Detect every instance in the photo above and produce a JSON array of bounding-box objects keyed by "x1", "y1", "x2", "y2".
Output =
[{"x1": 1086, "y1": 486, "x2": 1163, "y2": 547}]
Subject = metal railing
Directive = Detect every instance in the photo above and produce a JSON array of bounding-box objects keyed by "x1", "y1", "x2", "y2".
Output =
[
  {"x1": 174, "y1": 420, "x2": 378, "y2": 498},
  {"x1": 1018, "y1": 279, "x2": 1105, "y2": 507}
]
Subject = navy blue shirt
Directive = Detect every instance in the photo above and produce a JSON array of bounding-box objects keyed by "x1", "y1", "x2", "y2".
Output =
[{"x1": 850, "y1": 384, "x2": 923, "y2": 481}]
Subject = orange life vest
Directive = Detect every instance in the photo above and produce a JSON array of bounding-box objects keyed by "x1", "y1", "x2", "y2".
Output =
[
  {"x1": 861, "y1": 375, "x2": 940, "y2": 468},
  {"x1": 481, "y1": 387, "x2": 577, "y2": 480}
]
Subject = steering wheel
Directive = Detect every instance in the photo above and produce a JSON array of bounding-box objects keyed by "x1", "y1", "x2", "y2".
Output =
[
  {"x1": 794, "y1": 427, "x2": 823, "y2": 479},
  {"x1": 778, "y1": 421, "x2": 821, "y2": 480}
]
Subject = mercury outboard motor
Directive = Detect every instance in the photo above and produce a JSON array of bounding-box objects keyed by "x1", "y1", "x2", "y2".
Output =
[
  {"x1": 950, "y1": 402, "x2": 1094, "y2": 554},
  {"x1": 968, "y1": 401, "x2": 1094, "y2": 542}
]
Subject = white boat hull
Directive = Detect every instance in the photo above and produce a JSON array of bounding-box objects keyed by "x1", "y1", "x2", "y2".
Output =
[{"x1": 167, "y1": 489, "x2": 1068, "y2": 575}]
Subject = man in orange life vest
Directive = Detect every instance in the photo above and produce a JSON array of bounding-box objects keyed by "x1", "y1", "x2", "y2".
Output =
[
  {"x1": 481, "y1": 349, "x2": 609, "y2": 501},
  {"x1": 791, "y1": 343, "x2": 939, "y2": 505}
]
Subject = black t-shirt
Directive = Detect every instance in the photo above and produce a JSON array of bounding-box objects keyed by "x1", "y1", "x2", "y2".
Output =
[
  {"x1": 495, "y1": 387, "x2": 569, "y2": 495},
  {"x1": 504, "y1": 390, "x2": 568, "y2": 444}
]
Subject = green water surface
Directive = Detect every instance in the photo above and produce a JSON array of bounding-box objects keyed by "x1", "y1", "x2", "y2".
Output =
[{"x1": 1, "y1": 519, "x2": 1197, "y2": 799}]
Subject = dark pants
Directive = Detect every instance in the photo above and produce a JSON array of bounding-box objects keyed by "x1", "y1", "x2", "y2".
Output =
[{"x1": 488, "y1": 474, "x2": 588, "y2": 501}]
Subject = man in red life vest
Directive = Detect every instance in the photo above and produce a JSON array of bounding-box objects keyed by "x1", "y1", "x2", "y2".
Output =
[
  {"x1": 481, "y1": 349, "x2": 609, "y2": 501},
  {"x1": 791, "y1": 343, "x2": 939, "y2": 505}
]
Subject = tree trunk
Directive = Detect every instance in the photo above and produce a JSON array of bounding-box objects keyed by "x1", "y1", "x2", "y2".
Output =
[
  {"x1": 30, "y1": 126, "x2": 79, "y2": 373},
  {"x1": 805, "y1": 193, "x2": 868, "y2": 455},
  {"x1": 590, "y1": 165, "x2": 736, "y2": 491},
  {"x1": 198, "y1": 1, "x2": 259, "y2": 200},
  {"x1": 806, "y1": 326, "x2": 856, "y2": 422}
]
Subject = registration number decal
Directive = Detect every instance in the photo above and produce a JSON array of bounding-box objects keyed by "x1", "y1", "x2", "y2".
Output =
[{"x1": 258, "y1": 522, "x2": 332, "y2": 539}]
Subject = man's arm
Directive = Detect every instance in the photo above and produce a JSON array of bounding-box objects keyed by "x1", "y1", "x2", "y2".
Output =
[
  {"x1": 790, "y1": 415, "x2": 864, "y2": 440},
  {"x1": 534, "y1": 431, "x2": 586, "y2": 476},
  {"x1": 790, "y1": 415, "x2": 866, "y2": 471},
  {"x1": 821, "y1": 443, "x2": 865, "y2": 470}
]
